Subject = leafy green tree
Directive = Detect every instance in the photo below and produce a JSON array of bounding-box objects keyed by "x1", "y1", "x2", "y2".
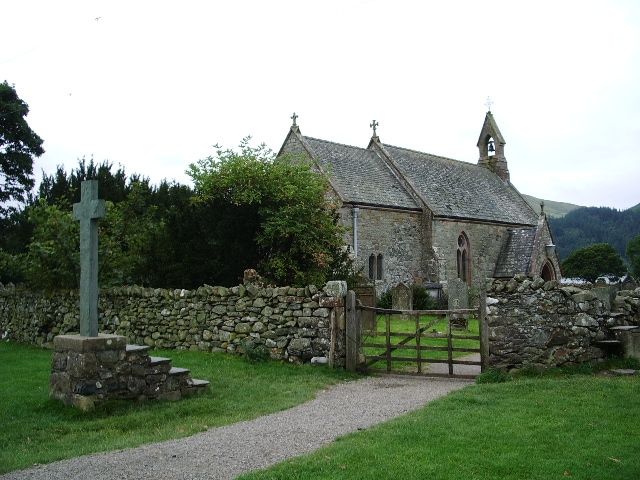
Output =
[
  {"x1": 24, "y1": 201, "x2": 79, "y2": 289},
  {"x1": 627, "y1": 235, "x2": 640, "y2": 278},
  {"x1": 561, "y1": 243, "x2": 627, "y2": 282},
  {"x1": 0, "y1": 81, "x2": 44, "y2": 215},
  {"x1": 23, "y1": 197, "x2": 161, "y2": 289},
  {"x1": 39, "y1": 158, "x2": 131, "y2": 207},
  {"x1": 188, "y1": 138, "x2": 351, "y2": 286}
]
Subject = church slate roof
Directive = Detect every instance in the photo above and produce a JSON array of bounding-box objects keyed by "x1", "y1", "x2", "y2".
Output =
[
  {"x1": 494, "y1": 227, "x2": 537, "y2": 277},
  {"x1": 382, "y1": 144, "x2": 539, "y2": 225},
  {"x1": 301, "y1": 136, "x2": 420, "y2": 210}
]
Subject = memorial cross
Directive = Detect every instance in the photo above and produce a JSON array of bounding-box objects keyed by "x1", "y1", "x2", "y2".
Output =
[{"x1": 73, "y1": 180, "x2": 105, "y2": 337}]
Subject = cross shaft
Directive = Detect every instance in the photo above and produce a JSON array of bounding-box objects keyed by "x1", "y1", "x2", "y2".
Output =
[{"x1": 73, "y1": 180, "x2": 105, "y2": 337}]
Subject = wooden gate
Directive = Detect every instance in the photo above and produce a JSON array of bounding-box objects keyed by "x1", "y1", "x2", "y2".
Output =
[{"x1": 345, "y1": 291, "x2": 488, "y2": 379}]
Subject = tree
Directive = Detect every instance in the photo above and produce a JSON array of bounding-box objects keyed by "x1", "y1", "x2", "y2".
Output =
[
  {"x1": 188, "y1": 138, "x2": 352, "y2": 286},
  {"x1": 39, "y1": 158, "x2": 131, "y2": 207},
  {"x1": 549, "y1": 206, "x2": 640, "y2": 262},
  {"x1": 627, "y1": 235, "x2": 640, "y2": 279},
  {"x1": 0, "y1": 81, "x2": 44, "y2": 215},
  {"x1": 561, "y1": 243, "x2": 626, "y2": 282}
]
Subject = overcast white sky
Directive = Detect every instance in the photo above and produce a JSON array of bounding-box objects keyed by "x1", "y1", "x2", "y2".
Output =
[{"x1": 2, "y1": 0, "x2": 639, "y2": 209}]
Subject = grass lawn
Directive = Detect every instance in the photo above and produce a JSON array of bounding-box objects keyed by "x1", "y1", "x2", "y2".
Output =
[
  {"x1": 363, "y1": 315, "x2": 480, "y2": 372},
  {"x1": 0, "y1": 341, "x2": 355, "y2": 474},
  {"x1": 240, "y1": 374, "x2": 640, "y2": 480}
]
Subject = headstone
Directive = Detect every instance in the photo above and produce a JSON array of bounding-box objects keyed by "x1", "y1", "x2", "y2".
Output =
[
  {"x1": 592, "y1": 286, "x2": 614, "y2": 311},
  {"x1": 392, "y1": 283, "x2": 412, "y2": 311},
  {"x1": 354, "y1": 285, "x2": 377, "y2": 332},
  {"x1": 73, "y1": 180, "x2": 105, "y2": 337},
  {"x1": 448, "y1": 278, "x2": 469, "y2": 329}
]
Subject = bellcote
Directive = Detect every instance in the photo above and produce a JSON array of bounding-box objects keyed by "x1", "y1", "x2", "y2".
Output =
[{"x1": 477, "y1": 111, "x2": 510, "y2": 182}]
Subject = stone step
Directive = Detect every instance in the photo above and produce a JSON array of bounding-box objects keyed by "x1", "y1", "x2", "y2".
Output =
[
  {"x1": 182, "y1": 378, "x2": 210, "y2": 397},
  {"x1": 126, "y1": 344, "x2": 151, "y2": 353},
  {"x1": 189, "y1": 378, "x2": 209, "y2": 387},
  {"x1": 610, "y1": 325, "x2": 640, "y2": 332},
  {"x1": 149, "y1": 356, "x2": 172, "y2": 365},
  {"x1": 595, "y1": 340, "x2": 622, "y2": 345},
  {"x1": 169, "y1": 367, "x2": 190, "y2": 376},
  {"x1": 610, "y1": 369, "x2": 637, "y2": 376}
]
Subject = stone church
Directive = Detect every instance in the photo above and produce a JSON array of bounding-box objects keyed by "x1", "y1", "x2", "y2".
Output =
[{"x1": 278, "y1": 111, "x2": 561, "y2": 295}]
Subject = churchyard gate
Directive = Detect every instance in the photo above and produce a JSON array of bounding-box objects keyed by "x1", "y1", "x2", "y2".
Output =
[{"x1": 345, "y1": 291, "x2": 489, "y2": 379}]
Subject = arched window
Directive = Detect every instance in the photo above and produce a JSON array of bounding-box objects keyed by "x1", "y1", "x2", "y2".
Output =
[
  {"x1": 369, "y1": 254, "x2": 375, "y2": 280},
  {"x1": 457, "y1": 233, "x2": 471, "y2": 285},
  {"x1": 368, "y1": 253, "x2": 384, "y2": 281},
  {"x1": 541, "y1": 261, "x2": 555, "y2": 281}
]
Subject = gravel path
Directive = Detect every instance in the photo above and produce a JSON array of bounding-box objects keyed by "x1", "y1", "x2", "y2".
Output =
[{"x1": 2, "y1": 375, "x2": 471, "y2": 480}]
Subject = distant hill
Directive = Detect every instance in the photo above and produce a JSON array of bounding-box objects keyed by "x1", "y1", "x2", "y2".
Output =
[
  {"x1": 549, "y1": 206, "x2": 640, "y2": 261},
  {"x1": 630, "y1": 202, "x2": 640, "y2": 213},
  {"x1": 521, "y1": 194, "x2": 583, "y2": 218}
]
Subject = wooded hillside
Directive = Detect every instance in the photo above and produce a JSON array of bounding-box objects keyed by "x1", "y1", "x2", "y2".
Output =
[{"x1": 549, "y1": 206, "x2": 640, "y2": 262}]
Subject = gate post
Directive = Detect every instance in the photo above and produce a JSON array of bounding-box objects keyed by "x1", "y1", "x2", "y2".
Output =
[
  {"x1": 479, "y1": 292, "x2": 489, "y2": 372},
  {"x1": 345, "y1": 290, "x2": 360, "y2": 372}
]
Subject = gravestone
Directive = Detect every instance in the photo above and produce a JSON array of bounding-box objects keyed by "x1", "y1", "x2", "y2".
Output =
[
  {"x1": 447, "y1": 278, "x2": 469, "y2": 330},
  {"x1": 392, "y1": 283, "x2": 413, "y2": 311},
  {"x1": 593, "y1": 286, "x2": 615, "y2": 311},
  {"x1": 354, "y1": 284, "x2": 377, "y2": 332}
]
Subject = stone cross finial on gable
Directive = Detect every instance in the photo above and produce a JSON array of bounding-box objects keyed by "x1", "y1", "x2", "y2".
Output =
[
  {"x1": 291, "y1": 112, "x2": 298, "y2": 127},
  {"x1": 540, "y1": 200, "x2": 545, "y2": 215},
  {"x1": 485, "y1": 96, "x2": 494, "y2": 112},
  {"x1": 73, "y1": 180, "x2": 105, "y2": 337},
  {"x1": 370, "y1": 119, "x2": 379, "y2": 137}
]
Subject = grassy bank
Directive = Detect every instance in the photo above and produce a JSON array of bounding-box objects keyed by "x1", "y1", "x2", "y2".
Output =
[
  {"x1": 241, "y1": 374, "x2": 640, "y2": 480},
  {"x1": 0, "y1": 341, "x2": 355, "y2": 474}
]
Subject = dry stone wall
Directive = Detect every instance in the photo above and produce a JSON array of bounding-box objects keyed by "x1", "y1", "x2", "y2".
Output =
[
  {"x1": 0, "y1": 282, "x2": 347, "y2": 365},
  {"x1": 486, "y1": 275, "x2": 640, "y2": 370}
]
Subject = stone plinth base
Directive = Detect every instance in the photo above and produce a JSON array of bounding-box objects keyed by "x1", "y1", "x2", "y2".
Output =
[{"x1": 51, "y1": 333, "x2": 209, "y2": 411}]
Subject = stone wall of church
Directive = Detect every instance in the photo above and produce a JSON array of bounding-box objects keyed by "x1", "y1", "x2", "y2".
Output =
[
  {"x1": 339, "y1": 206, "x2": 426, "y2": 295},
  {"x1": 529, "y1": 219, "x2": 562, "y2": 280},
  {"x1": 431, "y1": 219, "x2": 508, "y2": 291}
]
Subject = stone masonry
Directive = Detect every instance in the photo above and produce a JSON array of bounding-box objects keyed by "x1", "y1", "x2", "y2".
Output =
[
  {"x1": 486, "y1": 275, "x2": 640, "y2": 370},
  {"x1": 0, "y1": 281, "x2": 348, "y2": 366},
  {"x1": 50, "y1": 334, "x2": 208, "y2": 410}
]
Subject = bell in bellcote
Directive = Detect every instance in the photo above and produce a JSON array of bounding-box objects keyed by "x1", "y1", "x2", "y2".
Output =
[{"x1": 488, "y1": 139, "x2": 495, "y2": 153}]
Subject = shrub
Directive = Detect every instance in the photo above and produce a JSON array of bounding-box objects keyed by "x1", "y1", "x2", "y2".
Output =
[
  {"x1": 377, "y1": 289, "x2": 392, "y2": 309},
  {"x1": 242, "y1": 339, "x2": 270, "y2": 363}
]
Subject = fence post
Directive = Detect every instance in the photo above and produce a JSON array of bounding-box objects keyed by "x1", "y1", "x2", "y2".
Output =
[
  {"x1": 479, "y1": 292, "x2": 489, "y2": 372},
  {"x1": 345, "y1": 290, "x2": 359, "y2": 372}
]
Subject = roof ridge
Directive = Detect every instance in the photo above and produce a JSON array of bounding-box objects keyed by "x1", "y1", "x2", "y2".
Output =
[
  {"x1": 303, "y1": 135, "x2": 371, "y2": 152},
  {"x1": 383, "y1": 143, "x2": 477, "y2": 167}
]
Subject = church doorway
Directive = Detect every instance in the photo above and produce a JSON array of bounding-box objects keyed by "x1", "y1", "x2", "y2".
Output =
[{"x1": 541, "y1": 261, "x2": 555, "y2": 281}]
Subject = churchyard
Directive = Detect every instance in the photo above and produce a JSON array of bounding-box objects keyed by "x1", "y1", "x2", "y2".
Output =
[
  {"x1": 2, "y1": 339, "x2": 638, "y2": 478},
  {"x1": 0, "y1": 341, "x2": 355, "y2": 474},
  {"x1": 1, "y1": 178, "x2": 639, "y2": 477},
  {"x1": 239, "y1": 371, "x2": 640, "y2": 480}
]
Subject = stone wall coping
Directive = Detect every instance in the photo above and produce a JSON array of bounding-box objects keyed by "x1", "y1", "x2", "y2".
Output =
[{"x1": 53, "y1": 333, "x2": 127, "y2": 352}]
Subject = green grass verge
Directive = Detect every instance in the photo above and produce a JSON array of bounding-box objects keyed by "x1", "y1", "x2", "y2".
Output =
[
  {"x1": 240, "y1": 375, "x2": 640, "y2": 480},
  {"x1": 0, "y1": 341, "x2": 356, "y2": 474}
]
